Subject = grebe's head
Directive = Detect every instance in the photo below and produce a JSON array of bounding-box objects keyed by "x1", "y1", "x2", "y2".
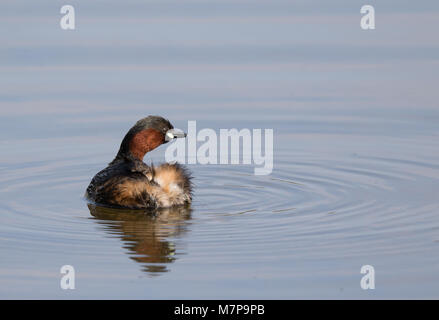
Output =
[{"x1": 115, "y1": 116, "x2": 186, "y2": 161}]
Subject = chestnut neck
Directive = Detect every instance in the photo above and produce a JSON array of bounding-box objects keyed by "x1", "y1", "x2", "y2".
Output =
[{"x1": 112, "y1": 128, "x2": 165, "y2": 163}]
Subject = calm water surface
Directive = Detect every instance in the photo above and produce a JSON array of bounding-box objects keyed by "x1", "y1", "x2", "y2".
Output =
[{"x1": 1, "y1": 0, "x2": 439, "y2": 298}]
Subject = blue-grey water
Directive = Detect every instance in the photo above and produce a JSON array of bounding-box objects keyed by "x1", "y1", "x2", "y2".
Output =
[{"x1": 1, "y1": 0, "x2": 439, "y2": 299}]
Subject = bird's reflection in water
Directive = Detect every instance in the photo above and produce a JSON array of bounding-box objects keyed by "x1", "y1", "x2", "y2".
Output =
[{"x1": 88, "y1": 204, "x2": 192, "y2": 276}]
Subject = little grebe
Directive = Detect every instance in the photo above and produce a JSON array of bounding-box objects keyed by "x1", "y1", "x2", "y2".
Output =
[{"x1": 85, "y1": 116, "x2": 192, "y2": 209}]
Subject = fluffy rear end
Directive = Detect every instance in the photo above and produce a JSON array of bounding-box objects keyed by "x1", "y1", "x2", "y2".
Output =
[{"x1": 153, "y1": 163, "x2": 192, "y2": 206}]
